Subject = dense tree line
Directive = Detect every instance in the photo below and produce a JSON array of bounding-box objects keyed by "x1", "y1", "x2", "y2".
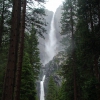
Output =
[
  {"x1": 0, "y1": 0, "x2": 46, "y2": 100},
  {"x1": 59, "y1": 0, "x2": 100, "y2": 100}
]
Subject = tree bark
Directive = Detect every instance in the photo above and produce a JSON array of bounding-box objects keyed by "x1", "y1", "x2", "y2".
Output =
[
  {"x1": 0, "y1": 0, "x2": 4, "y2": 47},
  {"x1": 14, "y1": 0, "x2": 26, "y2": 99},
  {"x1": 2, "y1": 0, "x2": 21, "y2": 100},
  {"x1": 70, "y1": 0, "x2": 77, "y2": 99},
  {"x1": 97, "y1": 0, "x2": 100, "y2": 26}
]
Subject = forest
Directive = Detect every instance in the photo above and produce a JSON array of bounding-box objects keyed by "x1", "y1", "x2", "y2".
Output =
[{"x1": 0, "y1": 0, "x2": 100, "y2": 100}]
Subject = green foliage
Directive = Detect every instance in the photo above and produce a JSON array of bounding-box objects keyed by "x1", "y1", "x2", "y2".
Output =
[
  {"x1": 58, "y1": 81, "x2": 74, "y2": 100},
  {"x1": 20, "y1": 52, "x2": 36, "y2": 100},
  {"x1": 60, "y1": 0, "x2": 100, "y2": 100},
  {"x1": 20, "y1": 25, "x2": 41, "y2": 100},
  {"x1": 46, "y1": 76, "x2": 59, "y2": 100},
  {"x1": 61, "y1": 0, "x2": 77, "y2": 35}
]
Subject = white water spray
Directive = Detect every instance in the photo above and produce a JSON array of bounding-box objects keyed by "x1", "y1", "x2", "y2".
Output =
[
  {"x1": 40, "y1": 75, "x2": 45, "y2": 100},
  {"x1": 44, "y1": 13, "x2": 57, "y2": 64}
]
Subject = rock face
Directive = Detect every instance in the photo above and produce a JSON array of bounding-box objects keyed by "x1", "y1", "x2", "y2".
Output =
[{"x1": 44, "y1": 60, "x2": 61, "y2": 97}]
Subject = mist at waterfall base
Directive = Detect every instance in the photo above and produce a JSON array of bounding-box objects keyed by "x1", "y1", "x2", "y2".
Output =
[{"x1": 44, "y1": 12, "x2": 58, "y2": 65}]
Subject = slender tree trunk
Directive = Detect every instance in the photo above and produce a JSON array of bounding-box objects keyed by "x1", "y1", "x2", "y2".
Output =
[
  {"x1": 96, "y1": 1, "x2": 100, "y2": 99},
  {"x1": 0, "y1": 0, "x2": 4, "y2": 47},
  {"x1": 94, "y1": 56, "x2": 99, "y2": 81},
  {"x1": 14, "y1": 0, "x2": 26, "y2": 99},
  {"x1": 89, "y1": 2, "x2": 100, "y2": 100},
  {"x1": 93, "y1": 55, "x2": 100, "y2": 100},
  {"x1": 73, "y1": 64, "x2": 77, "y2": 100},
  {"x1": 70, "y1": 0, "x2": 77, "y2": 99},
  {"x1": 97, "y1": 0, "x2": 100, "y2": 26},
  {"x1": 2, "y1": 0, "x2": 21, "y2": 100}
]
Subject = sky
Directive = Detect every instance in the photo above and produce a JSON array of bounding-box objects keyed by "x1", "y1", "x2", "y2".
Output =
[{"x1": 44, "y1": 0, "x2": 64, "y2": 12}]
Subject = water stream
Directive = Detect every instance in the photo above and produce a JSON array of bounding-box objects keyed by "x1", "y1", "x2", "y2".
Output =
[{"x1": 40, "y1": 75, "x2": 45, "y2": 100}]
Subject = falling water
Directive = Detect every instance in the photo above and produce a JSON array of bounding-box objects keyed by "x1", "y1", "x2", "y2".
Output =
[
  {"x1": 44, "y1": 12, "x2": 57, "y2": 64},
  {"x1": 40, "y1": 11, "x2": 57, "y2": 100},
  {"x1": 40, "y1": 75, "x2": 45, "y2": 100}
]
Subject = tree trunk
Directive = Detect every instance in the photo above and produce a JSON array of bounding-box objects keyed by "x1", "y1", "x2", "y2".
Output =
[
  {"x1": 2, "y1": 0, "x2": 21, "y2": 100},
  {"x1": 94, "y1": 55, "x2": 100, "y2": 100},
  {"x1": 70, "y1": 0, "x2": 77, "y2": 99},
  {"x1": 14, "y1": 0, "x2": 26, "y2": 99},
  {"x1": 0, "y1": 0, "x2": 4, "y2": 47},
  {"x1": 94, "y1": 56, "x2": 99, "y2": 81},
  {"x1": 97, "y1": 0, "x2": 100, "y2": 26}
]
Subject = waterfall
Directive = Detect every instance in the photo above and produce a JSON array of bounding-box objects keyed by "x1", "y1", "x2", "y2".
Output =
[
  {"x1": 40, "y1": 75, "x2": 45, "y2": 100},
  {"x1": 40, "y1": 11, "x2": 57, "y2": 100},
  {"x1": 44, "y1": 12, "x2": 57, "y2": 64}
]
